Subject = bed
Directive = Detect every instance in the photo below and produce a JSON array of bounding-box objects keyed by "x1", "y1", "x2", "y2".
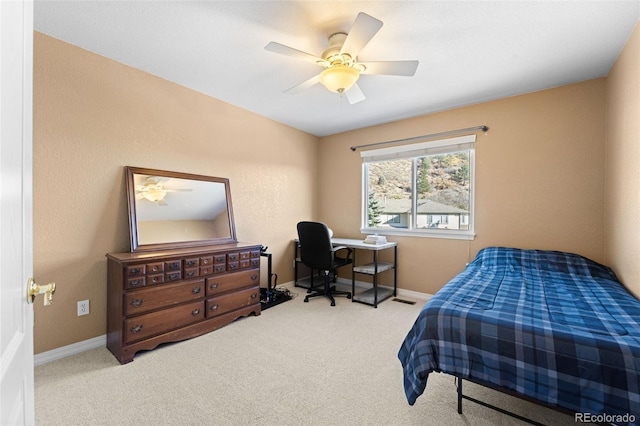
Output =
[{"x1": 398, "y1": 247, "x2": 640, "y2": 424}]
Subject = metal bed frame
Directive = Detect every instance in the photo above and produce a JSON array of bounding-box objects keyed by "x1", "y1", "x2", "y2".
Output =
[{"x1": 454, "y1": 374, "x2": 576, "y2": 425}]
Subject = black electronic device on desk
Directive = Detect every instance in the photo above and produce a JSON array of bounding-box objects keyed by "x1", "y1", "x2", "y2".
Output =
[{"x1": 259, "y1": 246, "x2": 291, "y2": 310}]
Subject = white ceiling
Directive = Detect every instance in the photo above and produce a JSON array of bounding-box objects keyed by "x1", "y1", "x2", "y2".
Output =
[{"x1": 34, "y1": 1, "x2": 640, "y2": 137}]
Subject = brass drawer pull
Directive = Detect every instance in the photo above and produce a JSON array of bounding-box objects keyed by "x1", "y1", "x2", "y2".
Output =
[
  {"x1": 251, "y1": 293, "x2": 257, "y2": 299},
  {"x1": 186, "y1": 260, "x2": 197, "y2": 267},
  {"x1": 130, "y1": 268, "x2": 142, "y2": 275},
  {"x1": 251, "y1": 274, "x2": 258, "y2": 281},
  {"x1": 210, "y1": 304, "x2": 219, "y2": 311},
  {"x1": 129, "y1": 279, "x2": 143, "y2": 287},
  {"x1": 210, "y1": 283, "x2": 219, "y2": 290},
  {"x1": 131, "y1": 298, "x2": 144, "y2": 307},
  {"x1": 130, "y1": 324, "x2": 144, "y2": 334},
  {"x1": 192, "y1": 286, "x2": 201, "y2": 294},
  {"x1": 192, "y1": 309, "x2": 200, "y2": 316}
]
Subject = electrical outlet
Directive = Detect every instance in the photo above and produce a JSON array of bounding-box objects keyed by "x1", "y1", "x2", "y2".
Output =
[{"x1": 77, "y1": 300, "x2": 89, "y2": 316}]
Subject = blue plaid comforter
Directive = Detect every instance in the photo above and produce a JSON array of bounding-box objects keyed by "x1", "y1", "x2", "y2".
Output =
[{"x1": 398, "y1": 247, "x2": 640, "y2": 422}]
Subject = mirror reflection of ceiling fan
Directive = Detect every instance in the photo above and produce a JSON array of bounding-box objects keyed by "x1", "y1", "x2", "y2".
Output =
[
  {"x1": 265, "y1": 12, "x2": 419, "y2": 104},
  {"x1": 135, "y1": 177, "x2": 192, "y2": 206}
]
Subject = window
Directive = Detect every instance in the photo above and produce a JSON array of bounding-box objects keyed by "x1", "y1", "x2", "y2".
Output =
[{"x1": 361, "y1": 135, "x2": 475, "y2": 240}]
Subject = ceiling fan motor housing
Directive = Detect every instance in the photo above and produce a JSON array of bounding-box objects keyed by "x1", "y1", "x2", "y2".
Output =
[{"x1": 322, "y1": 32, "x2": 348, "y2": 61}]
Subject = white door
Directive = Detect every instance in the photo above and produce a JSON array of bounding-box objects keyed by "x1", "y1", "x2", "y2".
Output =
[{"x1": 0, "y1": 0, "x2": 35, "y2": 424}]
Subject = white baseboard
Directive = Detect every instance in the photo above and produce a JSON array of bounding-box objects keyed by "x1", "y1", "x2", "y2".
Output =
[{"x1": 34, "y1": 334, "x2": 106, "y2": 366}]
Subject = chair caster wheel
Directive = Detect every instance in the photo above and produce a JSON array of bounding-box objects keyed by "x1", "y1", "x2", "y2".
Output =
[
  {"x1": 304, "y1": 297, "x2": 309, "y2": 302},
  {"x1": 331, "y1": 301, "x2": 336, "y2": 306}
]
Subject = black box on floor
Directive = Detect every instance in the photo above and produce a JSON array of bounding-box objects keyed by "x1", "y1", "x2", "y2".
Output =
[{"x1": 260, "y1": 287, "x2": 292, "y2": 310}]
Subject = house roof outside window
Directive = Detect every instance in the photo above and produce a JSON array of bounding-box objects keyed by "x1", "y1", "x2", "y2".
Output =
[{"x1": 378, "y1": 198, "x2": 468, "y2": 215}]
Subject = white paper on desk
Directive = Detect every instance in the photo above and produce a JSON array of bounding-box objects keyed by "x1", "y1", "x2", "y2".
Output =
[{"x1": 363, "y1": 235, "x2": 387, "y2": 244}]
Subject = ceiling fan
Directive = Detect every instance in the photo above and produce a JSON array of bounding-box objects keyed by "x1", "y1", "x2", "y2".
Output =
[
  {"x1": 135, "y1": 177, "x2": 192, "y2": 206},
  {"x1": 265, "y1": 12, "x2": 419, "y2": 104}
]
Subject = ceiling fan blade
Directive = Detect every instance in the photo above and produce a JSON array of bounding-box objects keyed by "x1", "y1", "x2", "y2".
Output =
[
  {"x1": 359, "y1": 60, "x2": 419, "y2": 76},
  {"x1": 284, "y1": 74, "x2": 321, "y2": 95},
  {"x1": 340, "y1": 12, "x2": 383, "y2": 58},
  {"x1": 345, "y1": 83, "x2": 366, "y2": 104},
  {"x1": 265, "y1": 42, "x2": 327, "y2": 66}
]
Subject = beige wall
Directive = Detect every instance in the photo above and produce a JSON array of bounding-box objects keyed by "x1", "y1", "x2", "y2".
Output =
[
  {"x1": 605, "y1": 22, "x2": 640, "y2": 299},
  {"x1": 319, "y1": 79, "x2": 607, "y2": 295},
  {"x1": 34, "y1": 21, "x2": 639, "y2": 354},
  {"x1": 33, "y1": 33, "x2": 319, "y2": 353}
]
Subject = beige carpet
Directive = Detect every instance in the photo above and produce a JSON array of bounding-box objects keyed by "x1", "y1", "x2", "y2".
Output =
[{"x1": 35, "y1": 284, "x2": 580, "y2": 425}]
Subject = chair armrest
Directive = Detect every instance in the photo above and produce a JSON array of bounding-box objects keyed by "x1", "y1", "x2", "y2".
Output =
[{"x1": 332, "y1": 246, "x2": 353, "y2": 261}]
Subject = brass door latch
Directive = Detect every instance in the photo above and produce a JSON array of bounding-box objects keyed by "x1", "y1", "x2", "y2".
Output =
[{"x1": 27, "y1": 277, "x2": 56, "y2": 306}]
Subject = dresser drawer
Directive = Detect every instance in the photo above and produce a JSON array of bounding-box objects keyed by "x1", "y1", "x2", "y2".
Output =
[
  {"x1": 126, "y1": 265, "x2": 145, "y2": 277},
  {"x1": 206, "y1": 286, "x2": 259, "y2": 318},
  {"x1": 165, "y1": 270, "x2": 182, "y2": 282},
  {"x1": 183, "y1": 258, "x2": 199, "y2": 269},
  {"x1": 200, "y1": 265, "x2": 213, "y2": 276},
  {"x1": 205, "y1": 269, "x2": 260, "y2": 296},
  {"x1": 125, "y1": 279, "x2": 205, "y2": 316},
  {"x1": 147, "y1": 273, "x2": 164, "y2": 286},
  {"x1": 124, "y1": 300, "x2": 205, "y2": 343},
  {"x1": 184, "y1": 268, "x2": 199, "y2": 279},
  {"x1": 164, "y1": 260, "x2": 182, "y2": 272},
  {"x1": 147, "y1": 262, "x2": 164, "y2": 274},
  {"x1": 126, "y1": 276, "x2": 146, "y2": 289}
]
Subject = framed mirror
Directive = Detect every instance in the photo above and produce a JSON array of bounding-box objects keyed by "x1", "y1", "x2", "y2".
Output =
[{"x1": 125, "y1": 166, "x2": 237, "y2": 252}]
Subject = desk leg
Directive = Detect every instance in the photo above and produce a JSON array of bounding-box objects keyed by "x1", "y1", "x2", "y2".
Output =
[
  {"x1": 351, "y1": 249, "x2": 356, "y2": 302},
  {"x1": 393, "y1": 245, "x2": 397, "y2": 297},
  {"x1": 293, "y1": 242, "x2": 297, "y2": 287},
  {"x1": 373, "y1": 250, "x2": 378, "y2": 308}
]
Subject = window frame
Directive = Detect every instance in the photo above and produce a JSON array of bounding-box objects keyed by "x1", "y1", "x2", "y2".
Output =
[{"x1": 360, "y1": 134, "x2": 476, "y2": 240}]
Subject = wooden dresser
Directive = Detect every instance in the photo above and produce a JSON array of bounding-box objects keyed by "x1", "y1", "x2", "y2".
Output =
[{"x1": 106, "y1": 242, "x2": 261, "y2": 364}]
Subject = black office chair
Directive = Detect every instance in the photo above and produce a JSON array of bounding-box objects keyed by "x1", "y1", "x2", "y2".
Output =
[{"x1": 296, "y1": 221, "x2": 352, "y2": 306}]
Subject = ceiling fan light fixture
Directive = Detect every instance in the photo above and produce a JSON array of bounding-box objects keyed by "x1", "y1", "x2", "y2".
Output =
[
  {"x1": 142, "y1": 187, "x2": 167, "y2": 203},
  {"x1": 319, "y1": 65, "x2": 360, "y2": 93}
]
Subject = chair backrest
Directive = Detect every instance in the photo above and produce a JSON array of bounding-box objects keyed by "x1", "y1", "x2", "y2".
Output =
[{"x1": 296, "y1": 221, "x2": 333, "y2": 271}]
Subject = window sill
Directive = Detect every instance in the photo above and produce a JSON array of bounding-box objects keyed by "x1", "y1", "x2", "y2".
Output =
[{"x1": 360, "y1": 228, "x2": 475, "y2": 241}]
